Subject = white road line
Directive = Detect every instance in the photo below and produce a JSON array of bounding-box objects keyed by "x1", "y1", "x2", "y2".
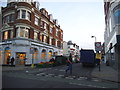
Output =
[
  {"x1": 59, "y1": 69, "x2": 65, "y2": 71},
  {"x1": 65, "y1": 77, "x2": 74, "y2": 79},
  {"x1": 69, "y1": 82, "x2": 106, "y2": 88},
  {"x1": 58, "y1": 75, "x2": 64, "y2": 77}
]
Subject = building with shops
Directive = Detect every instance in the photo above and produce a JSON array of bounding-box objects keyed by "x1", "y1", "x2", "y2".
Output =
[
  {"x1": 63, "y1": 41, "x2": 80, "y2": 62},
  {"x1": 104, "y1": 0, "x2": 120, "y2": 70},
  {"x1": 0, "y1": 0, "x2": 63, "y2": 66}
]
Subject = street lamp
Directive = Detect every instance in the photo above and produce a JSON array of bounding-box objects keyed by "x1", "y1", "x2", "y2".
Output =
[
  {"x1": 91, "y1": 36, "x2": 97, "y2": 52},
  {"x1": 91, "y1": 36, "x2": 97, "y2": 42}
]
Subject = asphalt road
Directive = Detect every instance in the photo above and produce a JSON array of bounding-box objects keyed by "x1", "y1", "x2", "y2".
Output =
[{"x1": 2, "y1": 63, "x2": 119, "y2": 88}]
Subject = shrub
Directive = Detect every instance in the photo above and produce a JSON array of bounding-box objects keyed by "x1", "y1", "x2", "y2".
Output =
[{"x1": 37, "y1": 61, "x2": 54, "y2": 68}]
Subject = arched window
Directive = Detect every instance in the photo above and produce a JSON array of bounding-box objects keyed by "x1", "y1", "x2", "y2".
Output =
[
  {"x1": 41, "y1": 49, "x2": 46, "y2": 60},
  {"x1": 4, "y1": 47, "x2": 11, "y2": 64}
]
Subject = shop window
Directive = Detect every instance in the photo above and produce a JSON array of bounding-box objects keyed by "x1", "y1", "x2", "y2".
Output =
[
  {"x1": 41, "y1": 50, "x2": 46, "y2": 60},
  {"x1": 4, "y1": 47, "x2": 11, "y2": 64},
  {"x1": 0, "y1": 50, "x2": 2, "y2": 64},
  {"x1": 16, "y1": 52, "x2": 26, "y2": 65},
  {"x1": 33, "y1": 49, "x2": 37, "y2": 61},
  {"x1": 48, "y1": 51, "x2": 52, "y2": 60}
]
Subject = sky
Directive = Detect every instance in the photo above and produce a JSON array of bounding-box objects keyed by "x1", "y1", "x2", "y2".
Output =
[{"x1": 0, "y1": 0, "x2": 105, "y2": 50}]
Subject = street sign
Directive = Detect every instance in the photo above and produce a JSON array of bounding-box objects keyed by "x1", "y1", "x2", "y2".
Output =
[{"x1": 95, "y1": 42, "x2": 102, "y2": 51}]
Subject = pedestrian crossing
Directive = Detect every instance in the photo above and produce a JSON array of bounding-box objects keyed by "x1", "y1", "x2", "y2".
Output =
[{"x1": 34, "y1": 71, "x2": 102, "y2": 82}]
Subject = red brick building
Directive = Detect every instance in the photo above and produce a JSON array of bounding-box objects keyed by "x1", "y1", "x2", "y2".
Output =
[{"x1": 0, "y1": 0, "x2": 63, "y2": 66}]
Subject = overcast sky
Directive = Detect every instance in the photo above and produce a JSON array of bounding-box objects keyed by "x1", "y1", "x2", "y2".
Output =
[{"x1": 0, "y1": 0, "x2": 105, "y2": 50}]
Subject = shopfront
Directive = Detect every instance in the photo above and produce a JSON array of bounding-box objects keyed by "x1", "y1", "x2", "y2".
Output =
[
  {"x1": 4, "y1": 47, "x2": 11, "y2": 64},
  {"x1": 0, "y1": 48, "x2": 2, "y2": 65},
  {"x1": 16, "y1": 52, "x2": 26, "y2": 65}
]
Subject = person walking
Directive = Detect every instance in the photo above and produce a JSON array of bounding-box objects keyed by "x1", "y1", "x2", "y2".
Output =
[
  {"x1": 10, "y1": 57, "x2": 15, "y2": 66},
  {"x1": 65, "y1": 53, "x2": 73, "y2": 75}
]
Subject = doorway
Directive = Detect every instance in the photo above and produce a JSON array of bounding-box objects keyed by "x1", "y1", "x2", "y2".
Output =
[
  {"x1": 4, "y1": 47, "x2": 11, "y2": 64},
  {"x1": 16, "y1": 52, "x2": 26, "y2": 65}
]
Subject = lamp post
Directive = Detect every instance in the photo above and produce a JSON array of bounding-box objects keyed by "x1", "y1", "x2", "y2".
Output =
[
  {"x1": 91, "y1": 36, "x2": 97, "y2": 51},
  {"x1": 91, "y1": 36, "x2": 101, "y2": 71},
  {"x1": 91, "y1": 36, "x2": 97, "y2": 42}
]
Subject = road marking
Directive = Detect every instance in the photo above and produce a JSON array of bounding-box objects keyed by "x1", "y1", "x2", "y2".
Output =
[
  {"x1": 65, "y1": 77, "x2": 74, "y2": 79},
  {"x1": 77, "y1": 77, "x2": 87, "y2": 80},
  {"x1": 58, "y1": 75, "x2": 64, "y2": 77},
  {"x1": 69, "y1": 82, "x2": 106, "y2": 88},
  {"x1": 59, "y1": 69, "x2": 65, "y2": 71}
]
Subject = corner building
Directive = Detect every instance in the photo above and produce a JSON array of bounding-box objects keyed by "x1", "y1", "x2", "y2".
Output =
[
  {"x1": 104, "y1": 0, "x2": 120, "y2": 70},
  {"x1": 0, "y1": 0, "x2": 63, "y2": 66}
]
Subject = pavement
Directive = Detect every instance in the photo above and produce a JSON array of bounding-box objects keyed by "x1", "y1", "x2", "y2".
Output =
[
  {"x1": 91, "y1": 62, "x2": 119, "y2": 83},
  {"x1": 1, "y1": 62, "x2": 119, "y2": 83}
]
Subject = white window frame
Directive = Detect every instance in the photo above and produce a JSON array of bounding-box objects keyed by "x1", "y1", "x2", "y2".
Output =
[
  {"x1": 4, "y1": 31, "x2": 8, "y2": 40},
  {"x1": 56, "y1": 29, "x2": 58, "y2": 36},
  {"x1": 17, "y1": 9, "x2": 31, "y2": 21},
  {"x1": 16, "y1": 26, "x2": 29, "y2": 38},
  {"x1": 50, "y1": 27, "x2": 53, "y2": 33},
  {"x1": 34, "y1": 31, "x2": 38, "y2": 40},
  {"x1": 35, "y1": 17, "x2": 39, "y2": 25}
]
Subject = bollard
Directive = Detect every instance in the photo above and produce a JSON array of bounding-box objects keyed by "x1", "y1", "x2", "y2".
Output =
[{"x1": 31, "y1": 64, "x2": 34, "y2": 68}]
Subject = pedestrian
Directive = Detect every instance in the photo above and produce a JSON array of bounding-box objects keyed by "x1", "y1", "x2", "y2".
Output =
[
  {"x1": 24, "y1": 58, "x2": 27, "y2": 65},
  {"x1": 10, "y1": 57, "x2": 15, "y2": 66},
  {"x1": 65, "y1": 53, "x2": 73, "y2": 75},
  {"x1": 95, "y1": 52, "x2": 101, "y2": 66}
]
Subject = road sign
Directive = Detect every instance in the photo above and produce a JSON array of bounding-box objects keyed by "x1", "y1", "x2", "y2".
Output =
[{"x1": 95, "y1": 42, "x2": 102, "y2": 51}]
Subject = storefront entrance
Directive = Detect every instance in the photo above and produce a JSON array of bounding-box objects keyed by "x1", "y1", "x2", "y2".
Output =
[
  {"x1": 4, "y1": 47, "x2": 11, "y2": 65},
  {"x1": 16, "y1": 52, "x2": 26, "y2": 65}
]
